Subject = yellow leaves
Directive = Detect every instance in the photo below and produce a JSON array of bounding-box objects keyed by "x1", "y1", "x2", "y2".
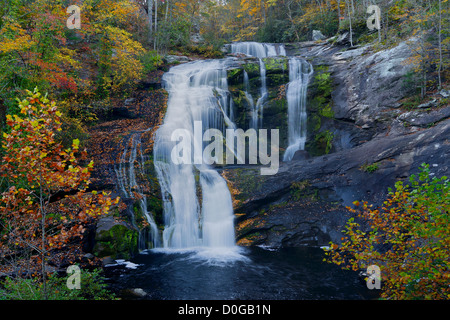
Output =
[
  {"x1": 0, "y1": 21, "x2": 34, "y2": 54},
  {"x1": 267, "y1": 0, "x2": 277, "y2": 7},
  {"x1": 31, "y1": 120, "x2": 39, "y2": 128},
  {"x1": 89, "y1": 0, "x2": 139, "y2": 26},
  {"x1": 72, "y1": 138, "x2": 80, "y2": 149},
  {"x1": 54, "y1": 47, "x2": 82, "y2": 71},
  {"x1": 95, "y1": 25, "x2": 145, "y2": 91}
]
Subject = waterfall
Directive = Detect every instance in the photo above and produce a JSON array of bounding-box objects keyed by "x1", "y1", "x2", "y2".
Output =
[
  {"x1": 230, "y1": 42, "x2": 286, "y2": 58},
  {"x1": 231, "y1": 42, "x2": 285, "y2": 130},
  {"x1": 115, "y1": 131, "x2": 161, "y2": 249},
  {"x1": 283, "y1": 58, "x2": 314, "y2": 162},
  {"x1": 153, "y1": 59, "x2": 237, "y2": 250},
  {"x1": 243, "y1": 70, "x2": 256, "y2": 129},
  {"x1": 132, "y1": 41, "x2": 311, "y2": 257},
  {"x1": 255, "y1": 58, "x2": 268, "y2": 129}
]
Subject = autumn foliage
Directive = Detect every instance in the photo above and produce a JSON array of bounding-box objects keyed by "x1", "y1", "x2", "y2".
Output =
[
  {"x1": 325, "y1": 164, "x2": 450, "y2": 300},
  {"x1": 0, "y1": 88, "x2": 118, "y2": 284}
]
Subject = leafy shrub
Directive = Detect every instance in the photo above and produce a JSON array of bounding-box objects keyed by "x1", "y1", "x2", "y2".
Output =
[
  {"x1": 361, "y1": 162, "x2": 379, "y2": 173},
  {"x1": 324, "y1": 164, "x2": 450, "y2": 300},
  {"x1": 139, "y1": 50, "x2": 163, "y2": 74},
  {"x1": 156, "y1": 18, "x2": 192, "y2": 51},
  {"x1": 0, "y1": 268, "x2": 116, "y2": 300},
  {"x1": 184, "y1": 45, "x2": 224, "y2": 59}
]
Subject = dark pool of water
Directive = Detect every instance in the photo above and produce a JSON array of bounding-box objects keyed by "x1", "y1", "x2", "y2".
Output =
[{"x1": 104, "y1": 246, "x2": 379, "y2": 300}]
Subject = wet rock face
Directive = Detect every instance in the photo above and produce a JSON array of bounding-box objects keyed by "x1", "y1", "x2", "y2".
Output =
[
  {"x1": 330, "y1": 39, "x2": 417, "y2": 127},
  {"x1": 229, "y1": 120, "x2": 449, "y2": 248},
  {"x1": 312, "y1": 30, "x2": 326, "y2": 41},
  {"x1": 226, "y1": 56, "x2": 290, "y2": 149},
  {"x1": 228, "y1": 38, "x2": 449, "y2": 249}
]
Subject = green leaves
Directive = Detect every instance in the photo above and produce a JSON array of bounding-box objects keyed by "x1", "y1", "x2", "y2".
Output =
[{"x1": 324, "y1": 164, "x2": 450, "y2": 300}]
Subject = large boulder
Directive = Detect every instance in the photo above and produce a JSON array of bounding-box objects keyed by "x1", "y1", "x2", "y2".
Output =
[
  {"x1": 330, "y1": 39, "x2": 418, "y2": 127},
  {"x1": 163, "y1": 55, "x2": 191, "y2": 64},
  {"x1": 312, "y1": 30, "x2": 326, "y2": 41}
]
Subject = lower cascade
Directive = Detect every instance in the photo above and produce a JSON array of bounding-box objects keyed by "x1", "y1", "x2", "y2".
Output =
[{"x1": 153, "y1": 59, "x2": 237, "y2": 250}]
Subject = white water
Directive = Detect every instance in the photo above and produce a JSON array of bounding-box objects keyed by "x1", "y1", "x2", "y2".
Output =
[
  {"x1": 230, "y1": 42, "x2": 286, "y2": 58},
  {"x1": 144, "y1": 43, "x2": 312, "y2": 260},
  {"x1": 255, "y1": 58, "x2": 268, "y2": 129},
  {"x1": 283, "y1": 58, "x2": 313, "y2": 162},
  {"x1": 153, "y1": 59, "x2": 238, "y2": 252},
  {"x1": 231, "y1": 42, "x2": 285, "y2": 129},
  {"x1": 115, "y1": 132, "x2": 161, "y2": 249}
]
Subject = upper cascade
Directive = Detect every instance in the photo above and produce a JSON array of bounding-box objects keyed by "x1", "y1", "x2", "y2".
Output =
[
  {"x1": 230, "y1": 42, "x2": 286, "y2": 58},
  {"x1": 283, "y1": 58, "x2": 314, "y2": 162}
]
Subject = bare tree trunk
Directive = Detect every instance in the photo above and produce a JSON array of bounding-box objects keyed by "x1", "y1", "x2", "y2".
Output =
[
  {"x1": 346, "y1": 0, "x2": 353, "y2": 46},
  {"x1": 338, "y1": 0, "x2": 342, "y2": 29},
  {"x1": 438, "y1": 0, "x2": 442, "y2": 90},
  {"x1": 262, "y1": 0, "x2": 266, "y2": 25},
  {"x1": 286, "y1": 0, "x2": 300, "y2": 41},
  {"x1": 154, "y1": 0, "x2": 158, "y2": 51},
  {"x1": 165, "y1": 0, "x2": 170, "y2": 22},
  {"x1": 148, "y1": 0, "x2": 154, "y2": 46},
  {"x1": 148, "y1": 0, "x2": 153, "y2": 32},
  {"x1": 384, "y1": 1, "x2": 388, "y2": 42},
  {"x1": 38, "y1": 159, "x2": 47, "y2": 300}
]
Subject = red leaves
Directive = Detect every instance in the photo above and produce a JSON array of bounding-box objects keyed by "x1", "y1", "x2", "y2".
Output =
[
  {"x1": 325, "y1": 165, "x2": 450, "y2": 300},
  {"x1": 0, "y1": 88, "x2": 117, "y2": 273}
]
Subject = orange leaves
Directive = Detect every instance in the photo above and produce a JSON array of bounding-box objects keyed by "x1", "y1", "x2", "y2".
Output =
[
  {"x1": 0, "y1": 88, "x2": 118, "y2": 272},
  {"x1": 324, "y1": 164, "x2": 450, "y2": 300}
]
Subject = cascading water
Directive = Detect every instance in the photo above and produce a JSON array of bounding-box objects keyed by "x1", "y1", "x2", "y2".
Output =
[
  {"x1": 283, "y1": 58, "x2": 313, "y2": 162},
  {"x1": 230, "y1": 42, "x2": 286, "y2": 58},
  {"x1": 153, "y1": 59, "x2": 238, "y2": 252},
  {"x1": 255, "y1": 58, "x2": 268, "y2": 129},
  {"x1": 231, "y1": 42, "x2": 313, "y2": 161},
  {"x1": 231, "y1": 42, "x2": 285, "y2": 129},
  {"x1": 115, "y1": 132, "x2": 161, "y2": 249},
  {"x1": 243, "y1": 70, "x2": 256, "y2": 129},
  {"x1": 146, "y1": 42, "x2": 310, "y2": 257}
]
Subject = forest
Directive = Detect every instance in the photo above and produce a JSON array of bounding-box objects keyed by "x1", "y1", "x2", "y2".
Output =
[{"x1": 0, "y1": 0, "x2": 449, "y2": 302}]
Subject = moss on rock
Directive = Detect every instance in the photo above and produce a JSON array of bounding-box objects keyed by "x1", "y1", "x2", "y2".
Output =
[
  {"x1": 306, "y1": 65, "x2": 335, "y2": 156},
  {"x1": 93, "y1": 218, "x2": 139, "y2": 260},
  {"x1": 262, "y1": 57, "x2": 288, "y2": 74}
]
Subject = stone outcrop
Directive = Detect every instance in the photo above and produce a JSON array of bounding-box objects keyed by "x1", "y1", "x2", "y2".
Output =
[
  {"x1": 226, "y1": 37, "x2": 449, "y2": 248},
  {"x1": 227, "y1": 119, "x2": 449, "y2": 247}
]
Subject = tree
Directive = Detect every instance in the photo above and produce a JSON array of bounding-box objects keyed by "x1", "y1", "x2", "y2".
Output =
[
  {"x1": 0, "y1": 88, "x2": 118, "y2": 299},
  {"x1": 324, "y1": 164, "x2": 450, "y2": 299}
]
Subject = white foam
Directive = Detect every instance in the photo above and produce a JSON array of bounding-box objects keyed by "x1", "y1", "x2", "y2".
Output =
[
  {"x1": 105, "y1": 259, "x2": 141, "y2": 269},
  {"x1": 189, "y1": 247, "x2": 250, "y2": 266},
  {"x1": 148, "y1": 246, "x2": 250, "y2": 266}
]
